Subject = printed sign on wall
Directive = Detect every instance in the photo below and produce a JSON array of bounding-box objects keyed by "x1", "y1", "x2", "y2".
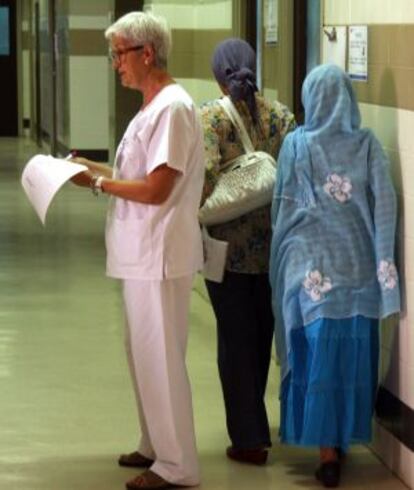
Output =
[
  {"x1": 348, "y1": 25, "x2": 368, "y2": 81},
  {"x1": 265, "y1": 0, "x2": 278, "y2": 45}
]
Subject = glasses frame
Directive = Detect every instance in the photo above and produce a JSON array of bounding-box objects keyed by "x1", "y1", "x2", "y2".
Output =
[{"x1": 109, "y1": 45, "x2": 144, "y2": 63}]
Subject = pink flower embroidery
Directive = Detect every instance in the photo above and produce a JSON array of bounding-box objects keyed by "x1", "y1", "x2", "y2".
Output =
[
  {"x1": 323, "y1": 174, "x2": 352, "y2": 203},
  {"x1": 377, "y1": 260, "x2": 398, "y2": 290},
  {"x1": 303, "y1": 270, "x2": 333, "y2": 302}
]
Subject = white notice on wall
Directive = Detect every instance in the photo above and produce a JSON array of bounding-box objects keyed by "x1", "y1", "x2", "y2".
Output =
[
  {"x1": 348, "y1": 25, "x2": 368, "y2": 81},
  {"x1": 265, "y1": 0, "x2": 278, "y2": 45}
]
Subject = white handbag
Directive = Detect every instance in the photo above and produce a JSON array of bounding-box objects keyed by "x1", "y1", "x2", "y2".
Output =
[{"x1": 199, "y1": 96, "x2": 277, "y2": 226}]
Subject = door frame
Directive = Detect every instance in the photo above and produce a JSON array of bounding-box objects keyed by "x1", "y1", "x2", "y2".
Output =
[
  {"x1": 49, "y1": 0, "x2": 57, "y2": 155},
  {"x1": 293, "y1": 0, "x2": 307, "y2": 122},
  {"x1": 0, "y1": 0, "x2": 18, "y2": 136},
  {"x1": 34, "y1": 1, "x2": 42, "y2": 145},
  {"x1": 232, "y1": 0, "x2": 260, "y2": 87},
  {"x1": 293, "y1": 0, "x2": 322, "y2": 122}
]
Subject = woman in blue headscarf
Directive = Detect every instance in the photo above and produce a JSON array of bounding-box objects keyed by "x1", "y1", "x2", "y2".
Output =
[
  {"x1": 200, "y1": 38, "x2": 296, "y2": 465},
  {"x1": 270, "y1": 64, "x2": 400, "y2": 488}
]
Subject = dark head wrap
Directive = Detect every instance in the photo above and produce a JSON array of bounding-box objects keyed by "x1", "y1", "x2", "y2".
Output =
[{"x1": 212, "y1": 38, "x2": 259, "y2": 124}]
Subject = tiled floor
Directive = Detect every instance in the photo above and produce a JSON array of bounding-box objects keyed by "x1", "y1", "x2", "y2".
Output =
[{"x1": 0, "y1": 137, "x2": 408, "y2": 489}]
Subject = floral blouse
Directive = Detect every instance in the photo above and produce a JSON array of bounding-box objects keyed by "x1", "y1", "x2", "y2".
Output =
[{"x1": 200, "y1": 94, "x2": 296, "y2": 273}]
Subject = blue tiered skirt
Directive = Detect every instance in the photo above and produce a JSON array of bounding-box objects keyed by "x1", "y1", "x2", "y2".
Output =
[{"x1": 280, "y1": 316, "x2": 379, "y2": 451}]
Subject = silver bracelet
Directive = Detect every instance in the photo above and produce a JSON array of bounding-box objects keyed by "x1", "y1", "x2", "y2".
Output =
[{"x1": 90, "y1": 175, "x2": 105, "y2": 196}]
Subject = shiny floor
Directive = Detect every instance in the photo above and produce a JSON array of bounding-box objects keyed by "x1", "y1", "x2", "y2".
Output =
[{"x1": 0, "y1": 137, "x2": 407, "y2": 490}]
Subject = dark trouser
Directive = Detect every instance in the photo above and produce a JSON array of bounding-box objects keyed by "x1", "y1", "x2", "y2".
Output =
[{"x1": 205, "y1": 271, "x2": 274, "y2": 450}]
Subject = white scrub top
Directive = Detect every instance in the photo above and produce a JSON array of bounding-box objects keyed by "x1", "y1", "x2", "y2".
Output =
[{"x1": 105, "y1": 84, "x2": 204, "y2": 280}]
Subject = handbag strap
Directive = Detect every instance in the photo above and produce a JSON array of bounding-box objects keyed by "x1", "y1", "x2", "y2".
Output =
[{"x1": 218, "y1": 96, "x2": 255, "y2": 155}]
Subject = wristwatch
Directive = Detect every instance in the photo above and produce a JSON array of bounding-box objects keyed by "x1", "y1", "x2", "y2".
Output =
[{"x1": 90, "y1": 175, "x2": 105, "y2": 196}]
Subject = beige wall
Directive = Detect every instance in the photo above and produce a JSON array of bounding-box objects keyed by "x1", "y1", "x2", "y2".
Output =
[
  {"x1": 325, "y1": 0, "x2": 414, "y2": 25},
  {"x1": 143, "y1": 0, "x2": 231, "y2": 104},
  {"x1": 144, "y1": 0, "x2": 293, "y2": 109},
  {"x1": 323, "y1": 2, "x2": 414, "y2": 488},
  {"x1": 24, "y1": 0, "x2": 110, "y2": 152},
  {"x1": 66, "y1": 0, "x2": 110, "y2": 152}
]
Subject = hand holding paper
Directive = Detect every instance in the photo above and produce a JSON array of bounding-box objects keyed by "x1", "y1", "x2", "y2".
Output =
[{"x1": 21, "y1": 154, "x2": 88, "y2": 225}]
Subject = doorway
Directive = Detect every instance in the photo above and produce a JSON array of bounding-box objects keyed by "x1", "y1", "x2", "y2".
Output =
[
  {"x1": 0, "y1": 0, "x2": 18, "y2": 136},
  {"x1": 293, "y1": 0, "x2": 322, "y2": 121}
]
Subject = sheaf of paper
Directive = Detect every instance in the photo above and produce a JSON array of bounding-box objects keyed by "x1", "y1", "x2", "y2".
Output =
[
  {"x1": 322, "y1": 26, "x2": 347, "y2": 70},
  {"x1": 202, "y1": 227, "x2": 228, "y2": 283},
  {"x1": 21, "y1": 155, "x2": 88, "y2": 225}
]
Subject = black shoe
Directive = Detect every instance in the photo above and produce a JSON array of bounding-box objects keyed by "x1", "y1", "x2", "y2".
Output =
[
  {"x1": 118, "y1": 451, "x2": 154, "y2": 468},
  {"x1": 226, "y1": 446, "x2": 268, "y2": 465},
  {"x1": 335, "y1": 447, "x2": 346, "y2": 460},
  {"x1": 315, "y1": 461, "x2": 341, "y2": 488}
]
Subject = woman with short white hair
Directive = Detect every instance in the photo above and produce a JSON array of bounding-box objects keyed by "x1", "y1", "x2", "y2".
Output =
[
  {"x1": 105, "y1": 11, "x2": 171, "y2": 69},
  {"x1": 70, "y1": 11, "x2": 204, "y2": 490}
]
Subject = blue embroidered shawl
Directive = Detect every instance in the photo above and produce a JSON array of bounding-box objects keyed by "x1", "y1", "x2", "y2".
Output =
[{"x1": 269, "y1": 64, "x2": 400, "y2": 380}]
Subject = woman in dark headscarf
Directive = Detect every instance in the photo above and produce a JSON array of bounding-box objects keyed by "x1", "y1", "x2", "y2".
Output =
[
  {"x1": 270, "y1": 64, "x2": 400, "y2": 487},
  {"x1": 200, "y1": 38, "x2": 296, "y2": 465}
]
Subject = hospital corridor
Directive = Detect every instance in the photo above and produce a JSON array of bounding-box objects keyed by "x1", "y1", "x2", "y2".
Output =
[
  {"x1": 1, "y1": 0, "x2": 414, "y2": 488},
  {"x1": 0, "y1": 137, "x2": 408, "y2": 490}
]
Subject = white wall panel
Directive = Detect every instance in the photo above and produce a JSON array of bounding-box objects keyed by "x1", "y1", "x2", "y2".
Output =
[
  {"x1": 325, "y1": 0, "x2": 414, "y2": 25},
  {"x1": 68, "y1": 0, "x2": 110, "y2": 16},
  {"x1": 405, "y1": 280, "x2": 414, "y2": 319},
  {"x1": 263, "y1": 87, "x2": 279, "y2": 103},
  {"x1": 145, "y1": 0, "x2": 231, "y2": 29},
  {"x1": 324, "y1": 0, "x2": 350, "y2": 25},
  {"x1": 381, "y1": 350, "x2": 414, "y2": 409},
  {"x1": 176, "y1": 78, "x2": 220, "y2": 106},
  {"x1": 194, "y1": 1, "x2": 231, "y2": 29},
  {"x1": 401, "y1": 238, "x2": 414, "y2": 285},
  {"x1": 398, "y1": 315, "x2": 414, "y2": 366},
  {"x1": 387, "y1": 150, "x2": 414, "y2": 197},
  {"x1": 372, "y1": 421, "x2": 414, "y2": 489},
  {"x1": 400, "y1": 195, "x2": 414, "y2": 239},
  {"x1": 359, "y1": 103, "x2": 414, "y2": 155},
  {"x1": 349, "y1": 0, "x2": 393, "y2": 25},
  {"x1": 381, "y1": 314, "x2": 414, "y2": 367},
  {"x1": 68, "y1": 15, "x2": 110, "y2": 29},
  {"x1": 359, "y1": 104, "x2": 398, "y2": 153},
  {"x1": 69, "y1": 57, "x2": 109, "y2": 149}
]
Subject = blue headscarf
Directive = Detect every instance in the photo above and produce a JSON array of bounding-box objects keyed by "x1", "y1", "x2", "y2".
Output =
[
  {"x1": 270, "y1": 64, "x2": 399, "y2": 381},
  {"x1": 303, "y1": 63, "x2": 361, "y2": 133},
  {"x1": 211, "y1": 38, "x2": 259, "y2": 123},
  {"x1": 286, "y1": 64, "x2": 363, "y2": 207}
]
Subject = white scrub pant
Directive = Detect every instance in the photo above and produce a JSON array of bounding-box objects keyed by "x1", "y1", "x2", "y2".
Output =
[{"x1": 122, "y1": 275, "x2": 199, "y2": 486}]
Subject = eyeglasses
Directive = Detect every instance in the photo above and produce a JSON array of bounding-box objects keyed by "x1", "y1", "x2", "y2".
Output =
[{"x1": 109, "y1": 45, "x2": 144, "y2": 63}]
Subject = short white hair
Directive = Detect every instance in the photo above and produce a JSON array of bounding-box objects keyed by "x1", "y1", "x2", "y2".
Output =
[{"x1": 105, "y1": 12, "x2": 171, "y2": 69}]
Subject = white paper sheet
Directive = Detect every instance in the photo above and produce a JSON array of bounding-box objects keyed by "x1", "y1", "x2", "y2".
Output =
[
  {"x1": 21, "y1": 154, "x2": 88, "y2": 225},
  {"x1": 201, "y1": 227, "x2": 228, "y2": 283}
]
